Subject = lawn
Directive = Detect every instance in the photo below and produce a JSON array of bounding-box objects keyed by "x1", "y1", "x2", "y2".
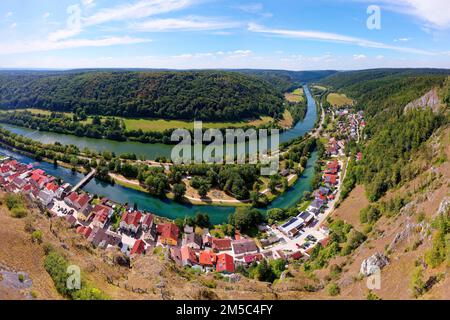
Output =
[
  {"x1": 121, "y1": 116, "x2": 274, "y2": 132},
  {"x1": 326, "y1": 93, "x2": 354, "y2": 107}
]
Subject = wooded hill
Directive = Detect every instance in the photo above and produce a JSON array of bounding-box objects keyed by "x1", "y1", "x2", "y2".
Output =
[
  {"x1": 319, "y1": 68, "x2": 450, "y2": 201},
  {"x1": 0, "y1": 70, "x2": 285, "y2": 121}
]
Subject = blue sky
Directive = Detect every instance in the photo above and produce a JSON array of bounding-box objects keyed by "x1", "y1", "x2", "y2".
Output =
[{"x1": 1, "y1": 0, "x2": 450, "y2": 70}]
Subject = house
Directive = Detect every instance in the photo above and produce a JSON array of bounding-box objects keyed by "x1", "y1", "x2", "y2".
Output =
[
  {"x1": 232, "y1": 239, "x2": 259, "y2": 257},
  {"x1": 130, "y1": 239, "x2": 146, "y2": 256},
  {"x1": 65, "y1": 214, "x2": 78, "y2": 227},
  {"x1": 64, "y1": 192, "x2": 79, "y2": 207},
  {"x1": 157, "y1": 223, "x2": 179, "y2": 246},
  {"x1": 202, "y1": 234, "x2": 213, "y2": 248},
  {"x1": 324, "y1": 174, "x2": 338, "y2": 186},
  {"x1": 55, "y1": 183, "x2": 71, "y2": 200},
  {"x1": 12, "y1": 177, "x2": 26, "y2": 190},
  {"x1": 297, "y1": 211, "x2": 314, "y2": 227},
  {"x1": 180, "y1": 245, "x2": 198, "y2": 266},
  {"x1": 216, "y1": 253, "x2": 235, "y2": 273},
  {"x1": 211, "y1": 238, "x2": 232, "y2": 252},
  {"x1": 141, "y1": 213, "x2": 154, "y2": 232},
  {"x1": 120, "y1": 210, "x2": 142, "y2": 233},
  {"x1": 87, "y1": 227, "x2": 121, "y2": 248},
  {"x1": 273, "y1": 250, "x2": 287, "y2": 260},
  {"x1": 356, "y1": 152, "x2": 363, "y2": 162},
  {"x1": 91, "y1": 204, "x2": 112, "y2": 229},
  {"x1": 279, "y1": 217, "x2": 304, "y2": 237},
  {"x1": 77, "y1": 204, "x2": 93, "y2": 222},
  {"x1": 290, "y1": 251, "x2": 303, "y2": 260},
  {"x1": 143, "y1": 223, "x2": 158, "y2": 243},
  {"x1": 199, "y1": 250, "x2": 216, "y2": 270},
  {"x1": 309, "y1": 199, "x2": 325, "y2": 211},
  {"x1": 182, "y1": 233, "x2": 202, "y2": 250},
  {"x1": 76, "y1": 226, "x2": 92, "y2": 238},
  {"x1": 170, "y1": 247, "x2": 182, "y2": 266},
  {"x1": 184, "y1": 225, "x2": 194, "y2": 234},
  {"x1": 73, "y1": 193, "x2": 91, "y2": 211},
  {"x1": 243, "y1": 253, "x2": 263, "y2": 265},
  {"x1": 280, "y1": 168, "x2": 290, "y2": 177},
  {"x1": 37, "y1": 189, "x2": 54, "y2": 206},
  {"x1": 45, "y1": 182, "x2": 59, "y2": 196}
]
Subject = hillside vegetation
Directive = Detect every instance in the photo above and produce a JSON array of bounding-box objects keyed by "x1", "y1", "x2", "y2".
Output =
[
  {"x1": 321, "y1": 69, "x2": 450, "y2": 201},
  {"x1": 0, "y1": 70, "x2": 284, "y2": 121}
]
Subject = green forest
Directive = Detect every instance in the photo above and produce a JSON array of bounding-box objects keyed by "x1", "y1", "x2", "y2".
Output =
[{"x1": 0, "y1": 70, "x2": 285, "y2": 121}]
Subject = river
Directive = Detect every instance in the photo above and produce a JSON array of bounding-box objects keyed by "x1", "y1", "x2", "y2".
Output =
[{"x1": 0, "y1": 85, "x2": 319, "y2": 224}]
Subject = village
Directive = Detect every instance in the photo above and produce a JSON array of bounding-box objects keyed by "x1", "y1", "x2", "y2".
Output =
[{"x1": 0, "y1": 108, "x2": 364, "y2": 279}]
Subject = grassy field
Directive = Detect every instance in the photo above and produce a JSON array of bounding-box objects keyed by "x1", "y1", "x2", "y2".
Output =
[
  {"x1": 326, "y1": 93, "x2": 354, "y2": 107},
  {"x1": 122, "y1": 116, "x2": 274, "y2": 132},
  {"x1": 279, "y1": 109, "x2": 294, "y2": 128},
  {"x1": 285, "y1": 87, "x2": 305, "y2": 103},
  {"x1": 4, "y1": 108, "x2": 91, "y2": 124},
  {"x1": 312, "y1": 85, "x2": 327, "y2": 91}
]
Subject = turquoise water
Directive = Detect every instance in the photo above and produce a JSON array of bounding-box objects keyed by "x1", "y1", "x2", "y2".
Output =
[
  {"x1": 0, "y1": 86, "x2": 317, "y2": 160},
  {"x1": 0, "y1": 85, "x2": 319, "y2": 224}
]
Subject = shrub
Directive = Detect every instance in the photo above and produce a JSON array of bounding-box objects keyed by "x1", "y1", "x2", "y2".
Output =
[
  {"x1": 31, "y1": 230, "x2": 43, "y2": 244},
  {"x1": 327, "y1": 282, "x2": 340, "y2": 296},
  {"x1": 11, "y1": 207, "x2": 28, "y2": 218},
  {"x1": 18, "y1": 274, "x2": 25, "y2": 283}
]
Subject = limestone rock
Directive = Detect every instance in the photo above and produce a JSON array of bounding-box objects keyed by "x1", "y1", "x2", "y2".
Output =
[{"x1": 360, "y1": 253, "x2": 389, "y2": 276}]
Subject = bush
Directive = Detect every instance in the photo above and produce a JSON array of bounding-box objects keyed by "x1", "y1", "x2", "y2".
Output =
[
  {"x1": 18, "y1": 274, "x2": 25, "y2": 283},
  {"x1": 11, "y1": 207, "x2": 28, "y2": 218},
  {"x1": 31, "y1": 230, "x2": 43, "y2": 244},
  {"x1": 327, "y1": 282, "x2": 340, "y2": 296}
]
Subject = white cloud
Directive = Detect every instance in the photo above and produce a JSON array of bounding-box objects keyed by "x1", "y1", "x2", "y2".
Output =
[
  {"x1": 131, "y1": 16, "x2": 240, "y2": 32},
  {"x1": 376, "y1": 55, "x2": 384, "y2": 59},
  {"x1": 394, "y1": 37, "x2": 411, "y2": 42},
  {"x1": 0, "y1": 36, "x2": 150, "y2": 55},
  {"x1": 364, "y1": 0, "x2": 450, "y2": 29},
  {"x1": 84, "y1": 0, "x2": 195, "y2": 26},
  {"x1": 353, "y1": 54, "x2": 367, "y2": 60},
  {"x1": 248, "y1": 23, "x2": 434, "y2": 55},
  {"x1": 10, "y1": 22, "x2": 17, "y2": 29},
  {"x1": 5, "y1": 11, "x2": 13, "y2": 18},
  {"x1": 234, "y1": 3, "x2": 263, "y2": 14},
  {"x1": 43, "y1": 12, "x2": 51, "y2": 19},
  {"x1": 81, "y1": 0, "x2": 95, "y2": 8},
  {"x1": 48, "y1": 27, "x2": 82, "y2": 42}
]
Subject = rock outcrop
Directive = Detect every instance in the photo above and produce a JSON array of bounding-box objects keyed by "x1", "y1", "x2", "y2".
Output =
[
  {"x1": 404, "y1": 88, "x2": 443, "y2": 114},
  {"x1": 360, "y1": 253, "x2": 389, "y2": 276}
]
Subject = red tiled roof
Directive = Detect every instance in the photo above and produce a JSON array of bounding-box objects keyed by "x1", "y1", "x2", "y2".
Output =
[
  {"x1": 130, "y1": 239, "x2": 146, "y2": 255},
  {"x1": 142, "y1": 213, "x2": 153, "y2": 227},
  {"x1": 75, "y1": 194, "x2": 90, "y2": 208},
  {"x1": 46, "y1": 182, "x2": 59, "y2": 192},
  {"x1": 199, "y1": 250, "x2": 216, "y2": 266},
  {"x1": 121, "y1": 210, "x2": 142, "y2": 227},
  {"x1": 212, "y1": 238, "x2": 232, "y2": 251},
  {"x1": 157, "y1": 223, "x2": 179, "y2": 243},
  {"x1": 216, "y1": 253, "x2": 235, "y2": 273},
  {"x1": 290, "y1": 251, "x2": 303, "y2": 260},
  {"x1": 76, "y1": 226, "x2": 92, "y2": 238},
  {"x1": 67, "y1": 192, "x2": 78, "y2": 203}
]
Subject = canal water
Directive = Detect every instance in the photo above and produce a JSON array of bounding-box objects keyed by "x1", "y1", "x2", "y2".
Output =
[{"x1": 0, "y1": 86, "x2": 319, "y2": 224}]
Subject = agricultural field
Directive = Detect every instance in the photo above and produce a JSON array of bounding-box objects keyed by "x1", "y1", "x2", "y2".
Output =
[
  {"x1": 284, "y1": 87, "x2": 305, "y2": 103},
  {"x1": 326, "y1": 93, "x2": 354, "y2": 107},
  {"x1": 3, "y1": 108, "x2": 91, "y2": 124},
  {"x1": 121, "y1": 116, "x2": 274, "y2": 132},
  {"x1": 312, "y1": 85, "x2": 327, "y2": 91}
]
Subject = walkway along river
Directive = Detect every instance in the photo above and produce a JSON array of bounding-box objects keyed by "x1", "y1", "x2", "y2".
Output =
[{"x1": 0, "y1": 86, "x2": 319, "y2": 224}]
